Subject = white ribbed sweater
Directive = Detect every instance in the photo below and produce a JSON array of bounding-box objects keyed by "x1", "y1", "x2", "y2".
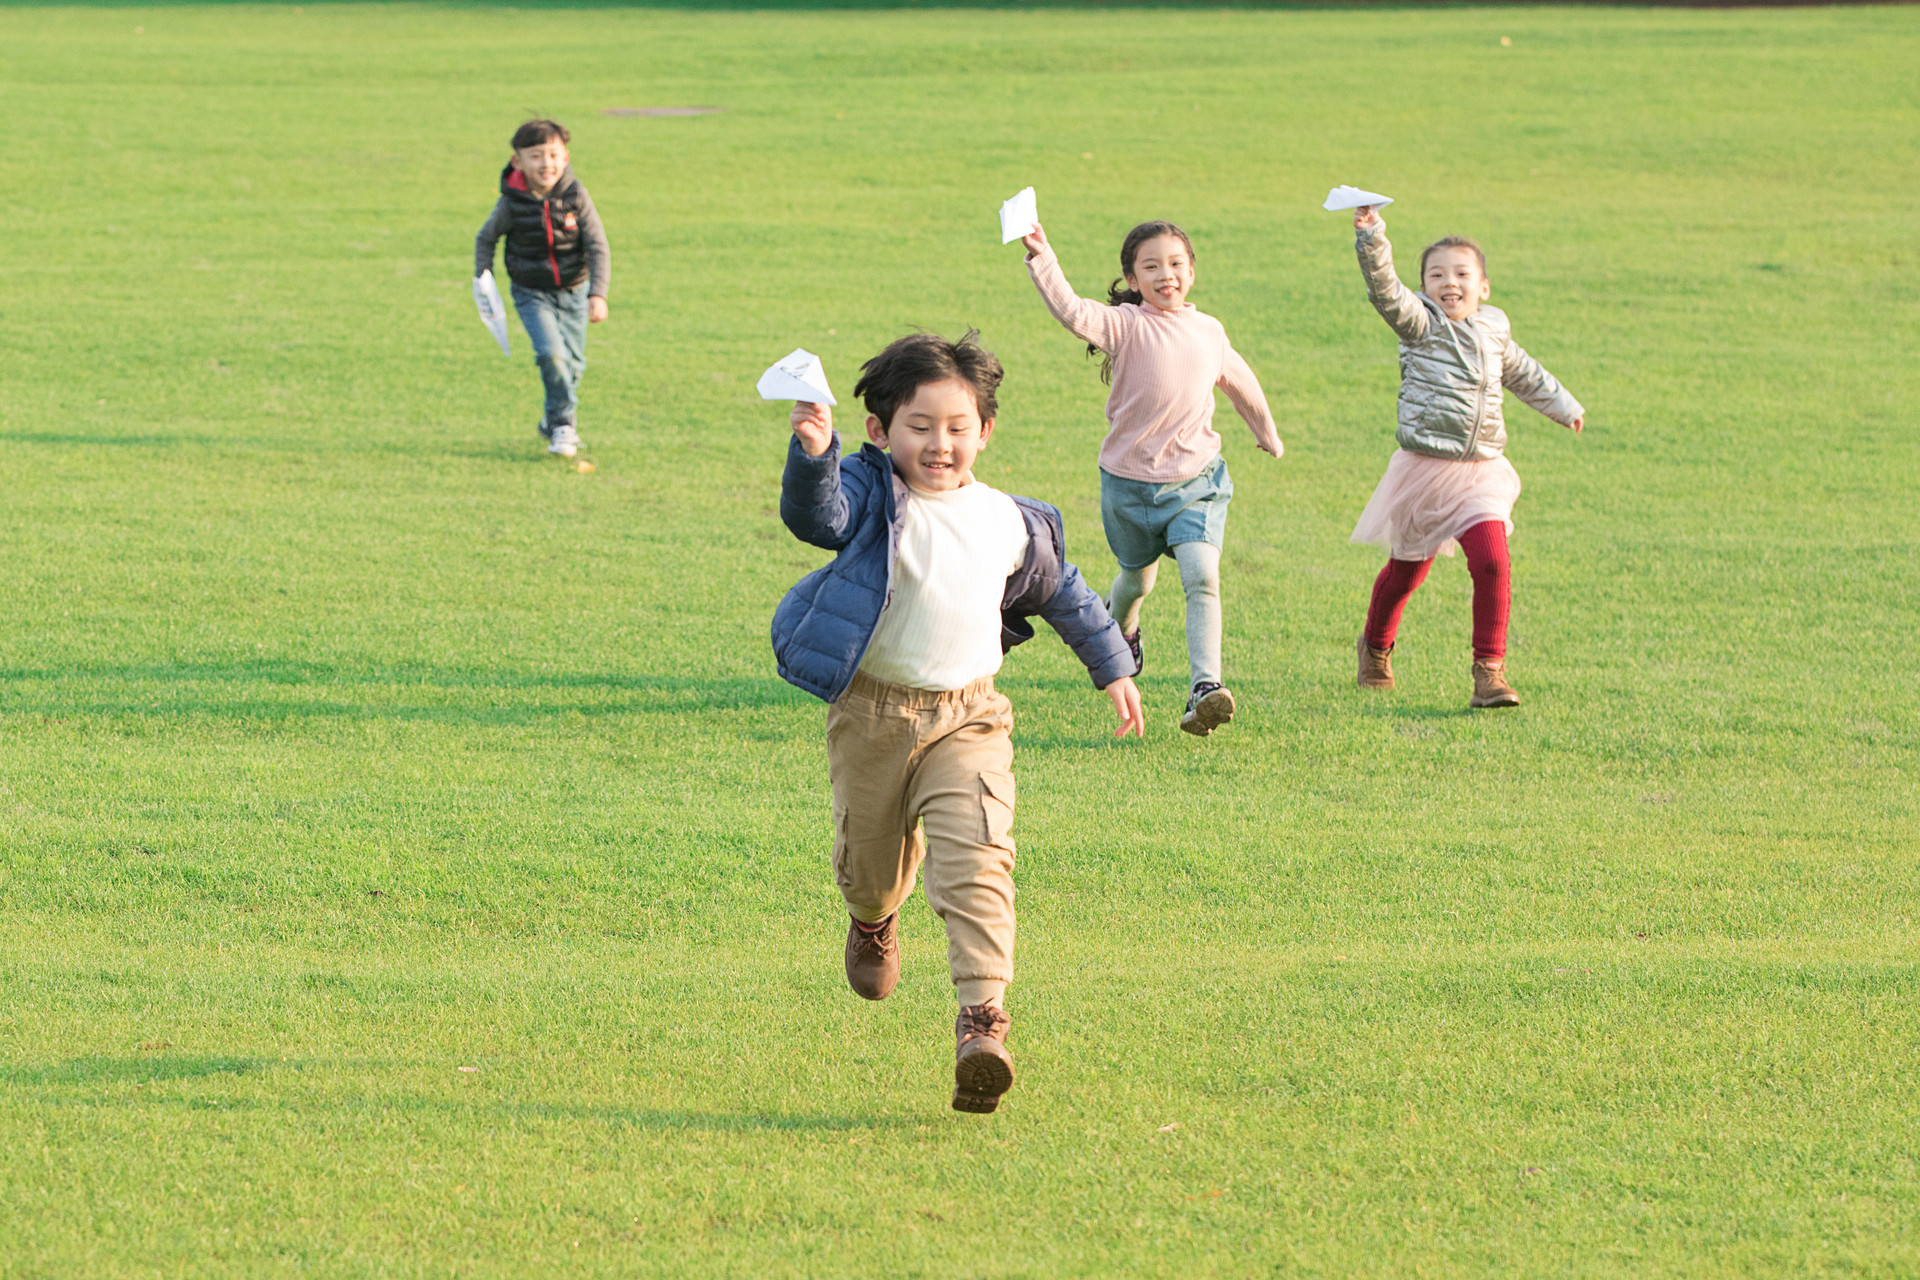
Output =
[{"x1": 857, "y1": 480, "x2": 1030, "y2": 692}]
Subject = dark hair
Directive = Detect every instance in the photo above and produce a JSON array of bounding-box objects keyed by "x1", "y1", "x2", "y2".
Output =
[
  {"x1": 854, "y1": 331, "x2": 1004, "y2": 433},
  {"x1": 1090, "y1": 221, "x2": 1197, "y2": 383},
  {"x1": 511, "y1": 118, "x2": 571, "y2": 151},
  {"x1": 1419, "y1": 235, "x2": 1486, "y2": 278}
]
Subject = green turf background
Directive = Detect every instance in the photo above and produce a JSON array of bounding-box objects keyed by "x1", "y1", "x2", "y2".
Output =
[{"x1": 2, "y1": 4, "x2": 1917, "y2": 1276}]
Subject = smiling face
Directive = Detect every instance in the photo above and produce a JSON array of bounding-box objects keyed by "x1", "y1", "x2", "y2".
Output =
[
  {"x1": 1125, "y1": 234, "x2": 1196, "y2": 312},
  {"x1": 1421, "y1": 246, "x2": 1491, "y2": 321},
  {"x1": 511, "y1": 139, "x2": 569, "y2": 197},
  {"x1": 866, "y1": 377, "x2": 995, "y2": 493}
]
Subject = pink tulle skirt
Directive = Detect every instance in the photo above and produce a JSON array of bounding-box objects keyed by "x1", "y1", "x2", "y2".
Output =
[{"x1": 1349, "y1": 449, "x2": 1522, "y2": 562}]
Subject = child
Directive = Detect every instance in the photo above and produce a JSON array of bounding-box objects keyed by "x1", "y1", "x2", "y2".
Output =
[
  {"x1": 474, "y1": 119, "x2": 611, "y2": 459},
  {"x1": 1018, "y1": 221, "x2": 1283, "y2": 736},
  {"x1": 773, "y1": 332, "x2": 1143, "y2": 1114},
  {"x1": 1347, "y1": 203, "x2": 1585, "y2": 707}
]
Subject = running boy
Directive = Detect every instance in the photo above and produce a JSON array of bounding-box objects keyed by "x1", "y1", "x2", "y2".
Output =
[
  {"x1": 1346, "y1": 203, "x2": 1585, "y2": 707},
  {"x1": 773, "y1": 332, "x2": 1143, "y2": 1114},
  {"x1": 474, "y1": 119, "x2": 610, "y2": 458}
]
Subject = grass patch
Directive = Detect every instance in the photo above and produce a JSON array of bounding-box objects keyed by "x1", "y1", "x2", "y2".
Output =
[{"x1": 1, "y1": 3, "x2": 1917, "y2": 1275}]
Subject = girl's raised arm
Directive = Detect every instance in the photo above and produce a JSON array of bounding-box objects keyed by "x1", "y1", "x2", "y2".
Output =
[
  {"x1": 1022, "y1": 222, "x2": 1127, "y2": 354},
  {"x1": 1354, "y1": 213, "x2": 1431, "y2": 343}
]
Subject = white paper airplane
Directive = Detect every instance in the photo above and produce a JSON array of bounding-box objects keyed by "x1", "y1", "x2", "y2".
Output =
[
  {"x1": 473, "y1": 270, "x2": 510, "y2": 356},
  {"x1": 999, "y1": 187, "x2": 1039, "y2": 244},
  {"x1": 756, "y1": 347, "x2": 837, "y2": 405},
  {"x1": 1323, "y1": 185, "x2": 1395, "y2": 212}
]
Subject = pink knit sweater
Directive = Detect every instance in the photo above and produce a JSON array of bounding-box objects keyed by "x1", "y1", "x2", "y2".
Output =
[{"x1": 1027, "y1": 246, "x2": 1282, "y2": 483}]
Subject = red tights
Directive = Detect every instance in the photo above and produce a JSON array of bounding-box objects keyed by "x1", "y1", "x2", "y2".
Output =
[{"x1": 1362, "y1": 520, "x2": 1511, "y2": 664}]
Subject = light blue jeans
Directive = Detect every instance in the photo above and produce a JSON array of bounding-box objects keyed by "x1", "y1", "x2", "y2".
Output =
[
  {"x1": 510, "y1": 280, "x2": 589, "y2": 427},
  {"x1": 1101, "y1": 457, "x2": 1233, "y2": 689},
  {"x1": 1108, "y1": 543, "x2": 1223, "y2": 690}
]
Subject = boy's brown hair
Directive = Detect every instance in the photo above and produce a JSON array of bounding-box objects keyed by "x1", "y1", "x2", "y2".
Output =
[
  {"x1": 511, "y1": 118, "x2": 570, "y2": 150},
  {"x1": 854, "y1": 331, "x2": 1004, "y2": 432},
  {"x1": 1420, "y1": 235, "x2": 1486, "y2": 277}
]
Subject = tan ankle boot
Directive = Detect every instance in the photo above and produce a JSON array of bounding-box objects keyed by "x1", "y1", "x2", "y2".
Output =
[
  {"x1": 953, "y1": 1005, "x2": 1014, "y2": 1114},
  {"x1": 845, "y1": 914, "x2": 900, "y2": 1000},
  {"x1": 1470, "y1": 661, "x2": 1520, "y2": 708},
  {"x1": 1356, "y1": 635, "x2": 1394, "y2": 690}
]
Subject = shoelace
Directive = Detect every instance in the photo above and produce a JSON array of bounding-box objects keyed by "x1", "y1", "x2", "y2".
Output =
[
  {"x1": 958, "y1": 1008, "x2": 1007, "y2": 1044},
  {"x1": 853, "y1": 923, "x2": 896, "y2": 958}
]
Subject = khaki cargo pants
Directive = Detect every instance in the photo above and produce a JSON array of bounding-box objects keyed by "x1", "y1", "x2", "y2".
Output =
[{"x1": 826, "y1": 671, "x2": 1017, "y2": 989}]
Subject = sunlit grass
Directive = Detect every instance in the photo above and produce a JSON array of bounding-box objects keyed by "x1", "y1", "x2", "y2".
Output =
[{"x1": 1, "y1": 4, "x2": 1916, "y2": 1275}]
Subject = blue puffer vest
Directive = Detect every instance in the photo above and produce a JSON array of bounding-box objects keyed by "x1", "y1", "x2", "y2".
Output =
[{"x1": 772, "y1": 435, "x2": 1134, "y2": 703}]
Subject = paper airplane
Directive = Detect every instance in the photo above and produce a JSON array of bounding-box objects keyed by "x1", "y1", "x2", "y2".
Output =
[
  {"x1": 473, "y1": 270, "x2": 510, "y2": 356},
  {"x1": 999, "y1": 187, "x2": 1039, "y2": 244},
  {"x1": 1323, "y1": 185, "x2": 1395, "y2": 212},
  {"x1": 756, "y1": 347, "x2": 837, "y2": 405}
]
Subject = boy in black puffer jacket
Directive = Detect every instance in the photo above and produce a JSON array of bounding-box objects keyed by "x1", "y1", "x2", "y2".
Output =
[{"x1": 475, "y1": 118, "x2": 611, "y2": 458}]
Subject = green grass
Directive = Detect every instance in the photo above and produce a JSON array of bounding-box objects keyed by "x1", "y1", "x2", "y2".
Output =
[{"x1": 2, "y1": 3, "x2": 1917, "y2": 1275}]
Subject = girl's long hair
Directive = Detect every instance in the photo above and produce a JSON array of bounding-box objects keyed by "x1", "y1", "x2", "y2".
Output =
[{"x1": 1089, "y1": 221, "x2": 1196, "y2": 384}]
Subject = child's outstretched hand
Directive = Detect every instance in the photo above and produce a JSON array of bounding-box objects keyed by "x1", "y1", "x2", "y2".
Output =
[
  {"x1": 588, "y1": 297, "x2": 609, "y2": 324},
  {"x1": 1354, "y1": 205, "x2": 1382, "y2": 232},
  {"x1": 1105, "y1": 675, "x2": 1145, "y2": 739},
  {"x1": 1568, "y1": 415, "x2": 1585, "y2": 434},
  {"x1": 1021, "y1": 221, "x2": 1050, "y2": 259},
  {"x1": 791, "y1": 401, "x2": 834, "y2": 457}
]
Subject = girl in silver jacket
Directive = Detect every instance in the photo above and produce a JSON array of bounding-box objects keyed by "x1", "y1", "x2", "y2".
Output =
[{"x1": 1347, "y1": 203, "x2": 1586, "y2": 709}]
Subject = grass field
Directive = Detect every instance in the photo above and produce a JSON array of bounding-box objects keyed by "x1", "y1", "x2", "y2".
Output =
[{"x1": 2, "y1": 3, "x2": 1918, "y2": 1275}]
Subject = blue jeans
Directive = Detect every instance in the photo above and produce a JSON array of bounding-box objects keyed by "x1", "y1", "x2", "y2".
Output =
[{"x1": 510, "y1": 280, "x2": 589, "y2": 427}]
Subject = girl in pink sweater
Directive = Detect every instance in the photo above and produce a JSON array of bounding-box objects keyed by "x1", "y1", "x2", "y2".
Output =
[{"x1": 1020, "y1": 220, "x2": 1284, "y2": 736}]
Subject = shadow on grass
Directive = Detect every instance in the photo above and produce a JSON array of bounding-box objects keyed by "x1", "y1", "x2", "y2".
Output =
[
  {"x1": 0, "y1": 430, "x2": 209, "y2": 449},
  {"x1": 0, "y1": 659, "x2": 807, "y2": 723},
  {"x1": 481, "y1": 1102, "x2": 904, "y2": 1132},
  {"x1": 0, "y1": 1055, "x2": 262, "y2": 1085},
  {"x1": 9, "y1": 1070, "x2": 902, "y2": 1131}
]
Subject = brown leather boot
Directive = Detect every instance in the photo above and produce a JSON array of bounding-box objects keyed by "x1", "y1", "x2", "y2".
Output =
[
  {"x1": 952, "y1": 1004, "x2": 1015, "y2": 1114},
  {"x1": 1357, "y1": 635, "x2": 1394, "y2": 690},
  {"x1": 1470, "y1": 661, "x2": 1520, "y2": 708},
  {"x1": 845, "y1": 915, "x2": 899, "y2": 1001}
]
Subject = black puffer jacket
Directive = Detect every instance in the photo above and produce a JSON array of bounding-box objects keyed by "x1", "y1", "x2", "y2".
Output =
[{"x1": 474, "y1": 163, "x2": 611, "y2": 296}]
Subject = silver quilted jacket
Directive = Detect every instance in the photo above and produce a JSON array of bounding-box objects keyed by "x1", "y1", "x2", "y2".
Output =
[{"x1": 1357, "y1": 221, "x2": 1583, "y2": 461}]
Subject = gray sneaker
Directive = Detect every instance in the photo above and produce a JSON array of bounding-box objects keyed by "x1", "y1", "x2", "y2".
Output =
[
  {"x1": 1180, "y1": 682, "x2": 1235, "y2": 737},
  {"x1": 548, "y1": 424, "x2": 581, "y2": 458}
]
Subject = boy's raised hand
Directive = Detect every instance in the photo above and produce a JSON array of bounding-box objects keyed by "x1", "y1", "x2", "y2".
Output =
[
  {"x1": 1105, "y1": 675, "x2": 1145, "y2": 739},
  {"x1": 791, "y1": 401, "x2": 834, "y2": 457},
  {"x1": 1020, "y1": 221, "x2": 1051, "y2": 259},
  {"x1": 1354, "y1": 205, "x2": 1382, "y2": 231},
  {"x1": 1568, "y1": 415, "x2": 1585, "y2": 434}
]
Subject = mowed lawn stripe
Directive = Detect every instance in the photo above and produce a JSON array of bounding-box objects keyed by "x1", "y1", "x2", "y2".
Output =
[{"x1": 1, "y1": 4, "x2": 1916, "y2": 1276}]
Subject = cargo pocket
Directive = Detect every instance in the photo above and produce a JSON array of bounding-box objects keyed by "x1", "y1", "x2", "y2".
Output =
[{"x1": 980, "y1": 772, "x2": 1017, "y2": 853}]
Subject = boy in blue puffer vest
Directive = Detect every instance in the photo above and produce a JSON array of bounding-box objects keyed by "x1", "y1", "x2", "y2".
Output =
[
  {"x1": 475, "y1": 118, "x2": 611, "y2": 459},
  {"x1": 773, "y1": 331, "x2": 1143, "y2": 1114}
]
